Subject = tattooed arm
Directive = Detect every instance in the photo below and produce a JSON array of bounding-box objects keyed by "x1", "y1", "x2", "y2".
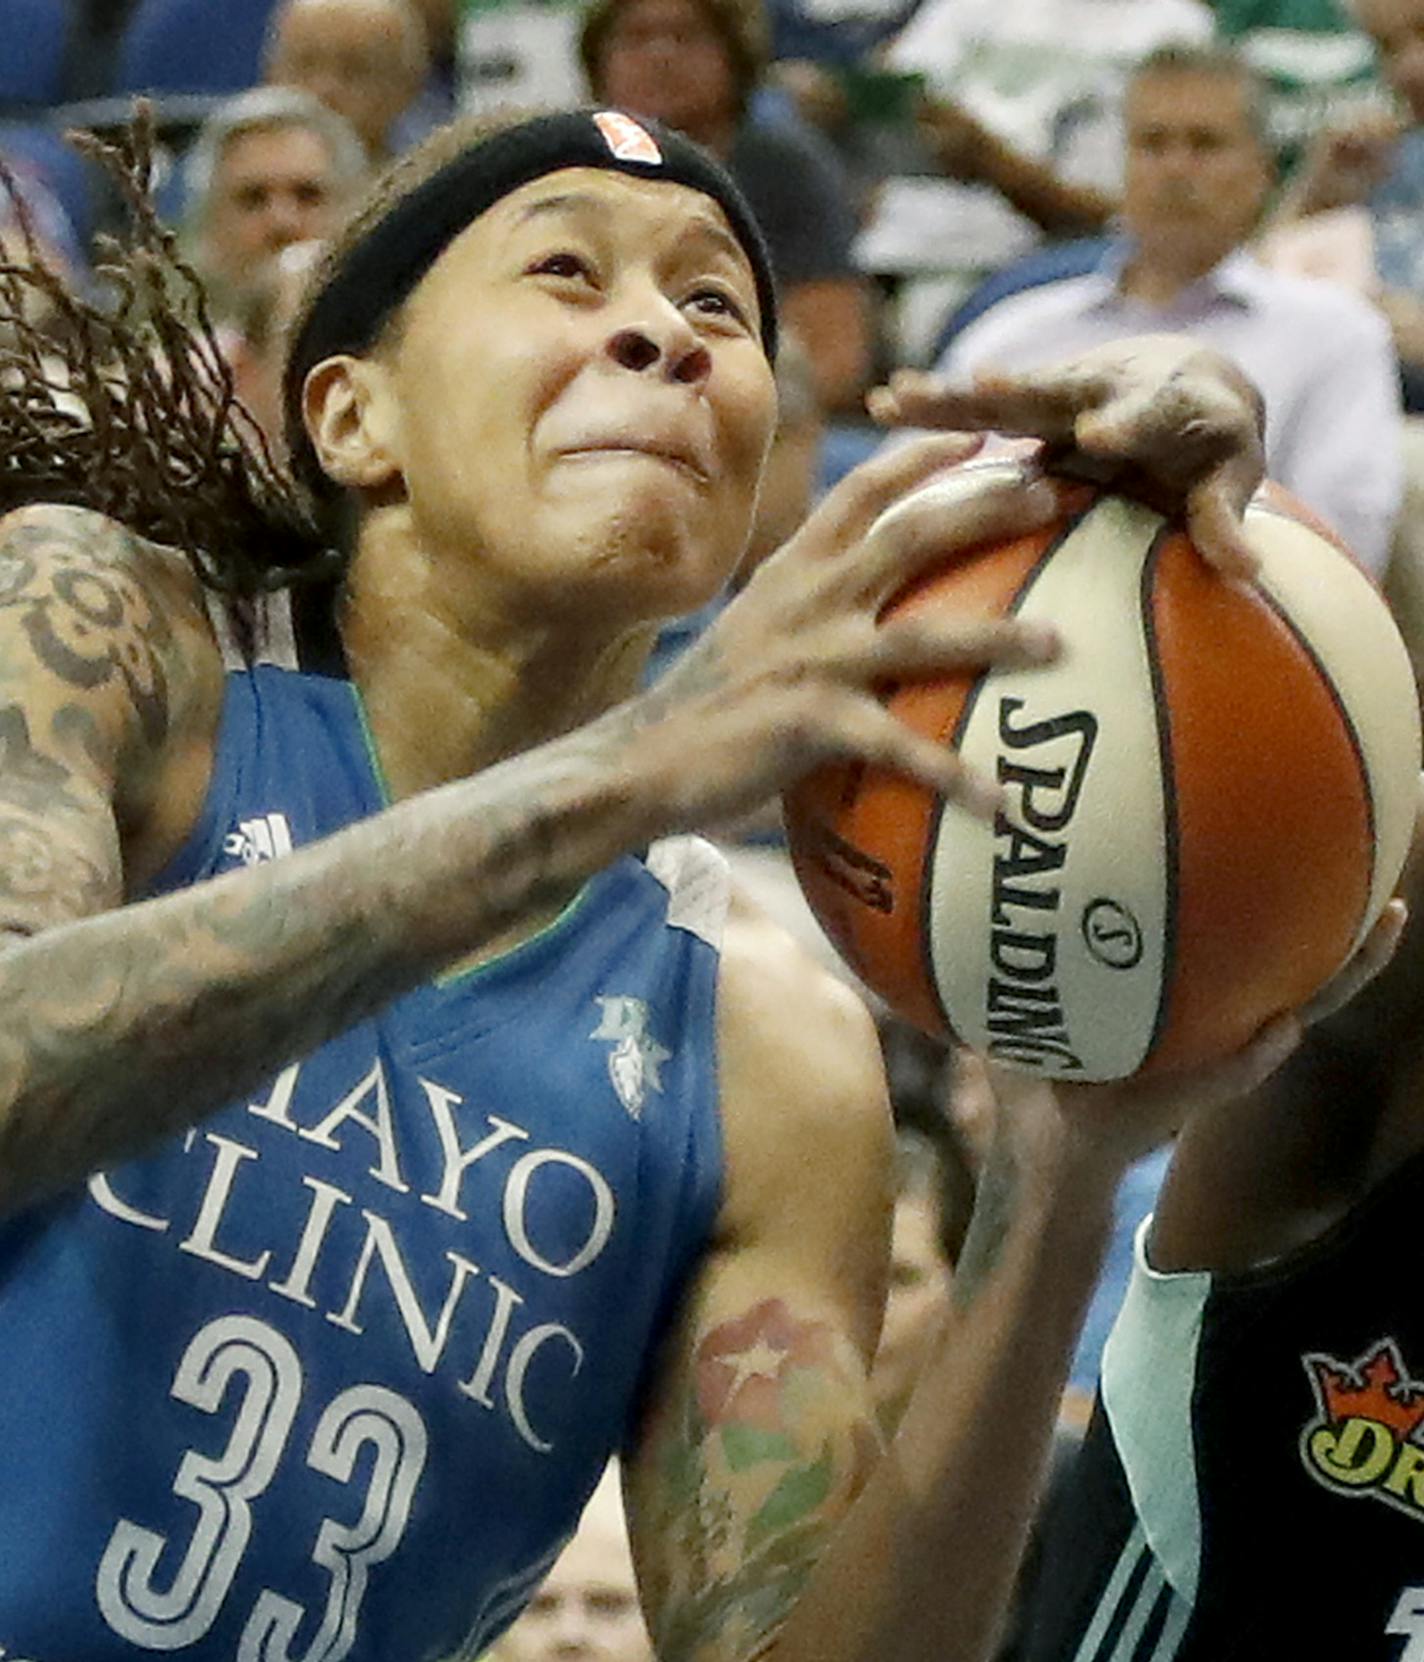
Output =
[
  {"x1": 622, "y1": 911, "x2": 895, "y2": 1662},
  {"x1": 0, "y1": 453, "x2": 1060, "y2": 1210},
  {"x1": 624, "y1": 909, "x2": 1324, "y2": 1662}
]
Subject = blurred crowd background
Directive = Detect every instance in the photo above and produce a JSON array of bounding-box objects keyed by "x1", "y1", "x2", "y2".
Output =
[{"x1": 5, "y1": 1, "x2": 1424, "y2": 1657}]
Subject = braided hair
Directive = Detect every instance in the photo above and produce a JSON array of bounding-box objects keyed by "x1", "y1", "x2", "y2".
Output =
[
  {"x1": 0, "y1": 114, "x2": 336, "y2": 594},
  {"x1": 0, "y1": 112, "x2": 556, "y2": 591}
]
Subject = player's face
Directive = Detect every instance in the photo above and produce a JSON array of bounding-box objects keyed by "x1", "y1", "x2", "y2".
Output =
[
  {"x1": 369, "y1": 167, "x2": 776, "y2": 627},
  {"x1": 1355, "y1": 0, "x2": 1424, "y2": 119},
  {"x1": 1123, "y1": 72, "x2": 1272, "y2": 274}
]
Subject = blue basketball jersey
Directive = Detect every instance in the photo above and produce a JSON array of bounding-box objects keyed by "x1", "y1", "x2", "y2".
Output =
[{"x1": 0, "y1": 590, "x2": 726, "y2": 1662}]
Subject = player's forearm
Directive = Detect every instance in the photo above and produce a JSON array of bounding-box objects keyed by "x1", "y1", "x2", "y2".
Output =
[
  {"x1": 0, "y1": 708, "x2": 672, "y2": 1214},
  {"x1": 767, "y1": 1126, "x2": 1116, "y2": 1662}
]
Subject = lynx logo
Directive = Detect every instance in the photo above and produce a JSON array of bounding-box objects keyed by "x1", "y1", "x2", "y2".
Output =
[
  {"x1": 223, "y1": 812, "x2": 294, "y2": 866},
  {"x1": 1300, "y1": 1337, "x2": 1424, "y2": 1524},
  {"x1": 591, "y1": 996, "x2": 670, "y2": 1118}
]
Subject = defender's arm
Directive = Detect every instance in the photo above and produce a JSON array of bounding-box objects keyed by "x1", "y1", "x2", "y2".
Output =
[{"x1": 624, "y1": 913, "x2": 1316, "y2": 1662}]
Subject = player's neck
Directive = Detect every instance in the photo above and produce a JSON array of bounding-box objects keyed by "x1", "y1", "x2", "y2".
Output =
[{"x1": 338, "y1": 519, "x2": 656, "y2": 804}]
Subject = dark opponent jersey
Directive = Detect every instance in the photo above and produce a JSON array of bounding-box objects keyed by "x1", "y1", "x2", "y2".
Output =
[
  {"x1": 0, "y1": 591, "x2": 725, "y2": 1662},
  {"x1": 1022, "y1": 1147, "x2": 1424, "y2": 1662}
]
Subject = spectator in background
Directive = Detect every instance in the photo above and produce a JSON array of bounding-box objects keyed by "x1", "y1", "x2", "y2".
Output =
[
  {"x1": 265, "y1": 0, "x2": 436, "y2": 164},
  {"x1": 579, "y1": 0, "x2": 873, "y2": 410},
  {"x1": 182, "y1": 89, "x2": 367, "y2": 445},
  {"x1": 933, "y1": 43, "x2": 1402, "y2": 575},
  {"x1": 849, "y1": 0, "x2": 1210, "y2": 349},
  {"x1": 763, "y1": 0, "x2": 917, "y2": 72},
  {"x1": 1271, "y1": 0, "x2": 1424, "y2": 403},
  {"x1": 497, "y1": 1464, "x2": 654, "y2": 1662},
  {"x1": 227, "y1": 239, "x2": 324, "y2": 449},
  {"x1": 1209, "y1": 0, "x2": 1392, "y2": 178},
  {"x1": 884, "y1": 0, "x2": 1210, "y2": 178},
  {"x1": 184, "y1": 87, "x2": 367, "y2": 327}
]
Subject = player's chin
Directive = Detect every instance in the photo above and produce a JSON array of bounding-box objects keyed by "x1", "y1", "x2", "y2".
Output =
[{"x1": 580, "y1": 512, "x2": 745, "y2": 611}]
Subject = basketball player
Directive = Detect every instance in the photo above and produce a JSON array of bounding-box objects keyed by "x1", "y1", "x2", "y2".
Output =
[
  {"x1": 1009, "y1": 584, "x2": 1424, "y2": 1644},
  {"x1": 0, "y1": 109, "x2": 1388, "y2": 1662}
]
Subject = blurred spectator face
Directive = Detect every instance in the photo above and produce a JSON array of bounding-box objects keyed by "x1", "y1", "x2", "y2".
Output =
[
  {"x1": 203, "y1": 122, "x2": 348, "y2": 294},
  {"x1": 501, "y1": 1474, "x2": 653, "y2": 1662},
  {"x1": 268, "y1": 0, "x2": 428, "y2": 159},
  {"x1": 1355, "y1": 0, "x2": 1424, "y2": 122},
  {"x1": 870, "y1": 1182, "x2": 953, "y2": 1434},
  {"x1": 229, "y1": 239, "x2": 323, "y2": 447},
  {"x1": 1123, "y1": 69, "x2": 1272, "y2": 276},
  {"x1": 593, "y1": 0, "x2": 738, "y2": 141}
]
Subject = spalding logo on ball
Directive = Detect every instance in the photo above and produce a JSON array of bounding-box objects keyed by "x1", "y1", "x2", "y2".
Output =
[{"x1": 784, "y1": 462, "x2": 1422, "y2": 1083}]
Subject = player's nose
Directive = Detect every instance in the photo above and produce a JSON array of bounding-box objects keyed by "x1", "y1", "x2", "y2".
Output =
[{"x1": 605, "y1": 313, "x2": 711, "y2": 387}]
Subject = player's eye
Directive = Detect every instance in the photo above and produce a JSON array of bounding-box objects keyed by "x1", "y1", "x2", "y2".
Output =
[
  {"x1": 685, "y1": 285, "x2": 750, "y2": 327},
  {"x1": 528, "y1": 251, "x2": 594, "y2": 281}
]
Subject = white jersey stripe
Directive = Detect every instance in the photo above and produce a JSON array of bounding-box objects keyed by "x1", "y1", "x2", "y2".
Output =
[
  {"x1": 1147, "y1": 1584, "x2": 1191, "y2": 1662},
  {"x1": 1108, "y1": 1557, "x2": 1168, "y2": 1662},
  {"x1": 1072, "y1": 1525, "x2": 1148, "y2": 1662}
]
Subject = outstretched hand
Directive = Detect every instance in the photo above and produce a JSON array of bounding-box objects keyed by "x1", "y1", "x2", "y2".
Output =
[
  {"x1": 1004, "y1": 899, "x2": 1411, "y2": 1178},
  {"x1": 868, "y1": 337, "x2": 1267, "y2": 578}
]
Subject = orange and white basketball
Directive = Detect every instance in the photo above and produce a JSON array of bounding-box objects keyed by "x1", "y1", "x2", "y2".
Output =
[{"x1": 784, "y1": 465, "x2": 1422, "y2": 1082}]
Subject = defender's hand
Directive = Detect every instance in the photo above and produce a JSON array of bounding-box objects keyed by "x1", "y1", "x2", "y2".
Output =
[
  {"x1": 869, "y1": 337, "x2": 1266, "y2": 578},
  {"x1": 628, "y1": 435, "x2": 1061, "y2": 831},
  {"x1": 1034, "y1": 900, "x2": 1411, "y2": 1175}
]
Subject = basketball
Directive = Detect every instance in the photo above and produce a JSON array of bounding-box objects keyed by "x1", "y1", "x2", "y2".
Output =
[{"x1": 784, "y1": 463, "x2": 1422, "y2": 1082}]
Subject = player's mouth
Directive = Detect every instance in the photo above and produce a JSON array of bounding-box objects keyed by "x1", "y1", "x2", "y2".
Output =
[{"x1": 556, "y1": 442, "x2": 712, "y2": 483}]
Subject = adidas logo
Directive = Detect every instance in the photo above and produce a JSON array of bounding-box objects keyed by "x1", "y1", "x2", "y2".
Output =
[{"x1": 223, "y1": 812, "x2": 294, "y2": 866}]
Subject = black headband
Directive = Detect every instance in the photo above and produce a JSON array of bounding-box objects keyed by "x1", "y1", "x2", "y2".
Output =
[{"x1": 285, "y1": 108, "x2": 778, "y2": 492}]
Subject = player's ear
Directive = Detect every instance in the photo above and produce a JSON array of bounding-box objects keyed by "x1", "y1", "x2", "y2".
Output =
[{"x1": 302, "y1": 354, "x2": 404, "y2": 493}]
